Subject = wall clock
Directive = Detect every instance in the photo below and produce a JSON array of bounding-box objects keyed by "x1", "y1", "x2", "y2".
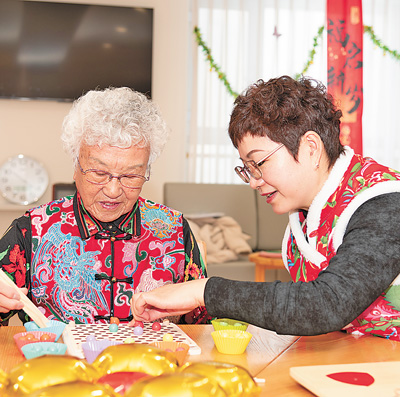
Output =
[{"x1": 0, "y1": 154, "x2": 49, "y2": 205}]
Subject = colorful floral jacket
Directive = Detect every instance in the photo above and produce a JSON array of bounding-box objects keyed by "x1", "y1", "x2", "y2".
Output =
[
  {"x1": 0, "y1": 194, "x2": 209, "y2": 325},
  {"x1": 282, "y1": 147, "x2": 400, "y2": 340}
]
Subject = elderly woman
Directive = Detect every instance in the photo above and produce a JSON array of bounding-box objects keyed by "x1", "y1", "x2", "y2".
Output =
[
  {"x1": 0, "y1": 87, "x2": 208, "y2": 325},
  {"x1": 130, "y1": 76, "x2": 400, "y2": 341}
]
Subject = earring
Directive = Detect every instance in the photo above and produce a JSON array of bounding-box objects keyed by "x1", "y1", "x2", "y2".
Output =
[{"x1": 315, "y1": 163, "x2": 319, "y2": 169}]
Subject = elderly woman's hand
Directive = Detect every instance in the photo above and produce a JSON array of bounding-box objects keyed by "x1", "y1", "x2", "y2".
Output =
[
  {"x1": 129, "y1": 278, "x2": 208, "y2": 324},
  {"x1": 0, "y1": 281, "x2": 27, "y2": 313}
]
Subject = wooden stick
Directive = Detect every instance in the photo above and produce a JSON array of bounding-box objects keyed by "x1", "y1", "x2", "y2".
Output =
[
  {"x1": 63, "y1": 321, "x2": 84, "y2": 359},
  {"x1": 0, "y1": 268, "x2": 49, "y2": 328}
]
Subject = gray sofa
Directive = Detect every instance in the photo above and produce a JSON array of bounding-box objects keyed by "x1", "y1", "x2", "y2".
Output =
[{"x1": 163, "y1": 183, "x2": 291, "y2": 282}]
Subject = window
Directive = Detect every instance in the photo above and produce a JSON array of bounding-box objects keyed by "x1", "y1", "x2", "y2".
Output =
[{"x1": 188, "y1": 0, "x2": 400, "y2": 183}]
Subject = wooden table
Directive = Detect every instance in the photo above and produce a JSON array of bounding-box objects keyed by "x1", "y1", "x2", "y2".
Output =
[
  {"x1": 0, "y1": 324, "x2": 298, "y2": 387},
  {"x1": 2, "y1": 325, "x2": 400, "y2": 396},
  {"x1": 259, "y1": 331, "x2": 400, "y2": 395}
]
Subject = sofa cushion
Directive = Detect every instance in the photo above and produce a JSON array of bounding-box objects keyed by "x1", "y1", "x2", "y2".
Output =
[{"x1": 207, "y1": 256, "x2": 255, "y2": 282}]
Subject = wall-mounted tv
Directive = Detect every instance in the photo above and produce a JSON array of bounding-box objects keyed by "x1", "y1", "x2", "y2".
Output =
[{"x1": 0, "y1": 0, "x2": 153, "y2": 101}]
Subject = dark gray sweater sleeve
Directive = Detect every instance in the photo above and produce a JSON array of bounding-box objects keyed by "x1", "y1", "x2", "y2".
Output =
[{"x1": 204, "y1": 193, "x2": 400, "y2": 336}]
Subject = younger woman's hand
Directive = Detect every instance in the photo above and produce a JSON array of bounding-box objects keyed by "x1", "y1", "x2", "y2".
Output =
[{"x1": 129, "y1": 278, "x2": 208, "y2": 324}]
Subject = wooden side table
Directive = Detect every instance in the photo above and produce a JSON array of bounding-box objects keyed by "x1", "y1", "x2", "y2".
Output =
[{"x1": 249, "y1": 252, "x2": 286, "y2": 282}]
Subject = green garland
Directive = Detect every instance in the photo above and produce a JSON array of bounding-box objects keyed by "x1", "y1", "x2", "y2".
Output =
[
  {"x1": 193, "y1": 26, "x2": 239, "y2": 98},
  {"x1": 294, "y1": 25, "x2": 325, "y2": 81},
  {"x1": 297, "y1": 25, "x2": 400, "y2": 79},
  {"x1": 194, "y1": 24, "x2": 399, "y2": 98},
  {"x1": 364, "y1": 25, "x2": 400, "y2": 60}
]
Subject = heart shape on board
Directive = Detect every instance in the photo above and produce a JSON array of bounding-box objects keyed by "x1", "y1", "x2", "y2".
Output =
[{"x1": 327, "y1": 371, "x2": 375, "y2": 386}]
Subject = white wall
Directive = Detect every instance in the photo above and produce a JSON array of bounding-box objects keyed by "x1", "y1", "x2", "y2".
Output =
[{"x1": 0, "y1": 0, "x2": 191, "y2": 234}]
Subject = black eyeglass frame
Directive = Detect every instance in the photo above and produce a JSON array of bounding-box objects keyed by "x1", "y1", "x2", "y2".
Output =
[
  {"x1": 77, "y1": 158, "x2": 150, "y2": 189},
  {"x1": 234, "y1": 143, "x2": 284, "y2": 183}
]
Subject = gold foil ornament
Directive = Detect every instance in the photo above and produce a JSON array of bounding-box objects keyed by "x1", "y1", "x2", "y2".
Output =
[
  {"x1": 92, "y1": 343, "x2": 178, "y2": 377},
  {"x1": 97, "y1": 371, "x2": 153, "y2": 394},
  {"x1": 0, "y1": 368, "x2": 8, "y2": 395},
  {"x1": 124, "y1": 373, "x2": 227, "y2": 396},
  {"x1": 25, "y1": 380, "x2": 119, "y2": 397},
  {"x1": 180, "y1": 361, "x2": 261, "y2": 396},
  {"x1": 4, "y1": 355, "x2": 100, "y2": 396}
]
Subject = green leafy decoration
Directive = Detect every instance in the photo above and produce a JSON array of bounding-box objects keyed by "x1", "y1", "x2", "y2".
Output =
[
  {"x1": 364, "y1": 25, "x2": 400, "y2": 61},
  {"x1": 295, "y1": 25, "x2": 325, "y2": 80},
  {"x1": 195, "y1": 24, "x2": 399, "y2": 98},
  {"x1": 193, "y1": 26, "x2": 239, "y2": 98}
]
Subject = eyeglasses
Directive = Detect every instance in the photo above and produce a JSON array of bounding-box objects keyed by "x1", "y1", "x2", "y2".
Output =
[
  {"x1": 77, "y1": 158, "x2": 150, "y2": 189},
  {"x1": 234, "y1": 143, "x2": 284, "y2": 183}
]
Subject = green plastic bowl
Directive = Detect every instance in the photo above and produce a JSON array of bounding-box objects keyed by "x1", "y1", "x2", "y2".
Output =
[
  {"x1": 21, "y1": 342, "x2": 67, "y2": 359},
  {"x1": 211, "y1": 318, "x2": 249, "y2": 332}
]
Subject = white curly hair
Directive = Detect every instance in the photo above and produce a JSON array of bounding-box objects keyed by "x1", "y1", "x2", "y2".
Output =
[{"x1": 61, "y1": 87, "x2": 169, "y2": 165}]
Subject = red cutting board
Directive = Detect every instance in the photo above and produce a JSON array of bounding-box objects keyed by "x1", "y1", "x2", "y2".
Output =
[{"x1": 290, "y1": 361, "x2": 400, "y2": 396}]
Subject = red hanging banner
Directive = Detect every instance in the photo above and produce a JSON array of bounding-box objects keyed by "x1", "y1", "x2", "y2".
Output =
[{"x1": 327, "y1": 0, "x2": 363, "y2": 155}]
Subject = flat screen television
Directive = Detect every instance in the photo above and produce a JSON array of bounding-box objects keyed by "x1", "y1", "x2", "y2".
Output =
[{"x1": 0, "y1": 0, "x2": 153, "y2": 101}]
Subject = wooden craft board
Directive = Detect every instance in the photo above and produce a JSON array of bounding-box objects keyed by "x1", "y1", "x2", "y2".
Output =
[
  {"x1": 290, "y1": 361, "x2": 400, "y2": 397},
  {"x1": 63, "y1": 322, "x2": 201, "y2": 359}
]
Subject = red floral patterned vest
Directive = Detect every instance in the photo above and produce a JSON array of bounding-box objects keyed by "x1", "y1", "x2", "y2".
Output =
[
  {"x1": 29, "y1": 196, "x2": 187, "y2": 324},
  {"x1": 284, "y1": 148, "x2": 400, "y2": 340}
]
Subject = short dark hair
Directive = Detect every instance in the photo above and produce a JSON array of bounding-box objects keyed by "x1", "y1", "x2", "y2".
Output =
[{"x1": 228, "y1": 75, "x2": 344, "y2": 167}]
